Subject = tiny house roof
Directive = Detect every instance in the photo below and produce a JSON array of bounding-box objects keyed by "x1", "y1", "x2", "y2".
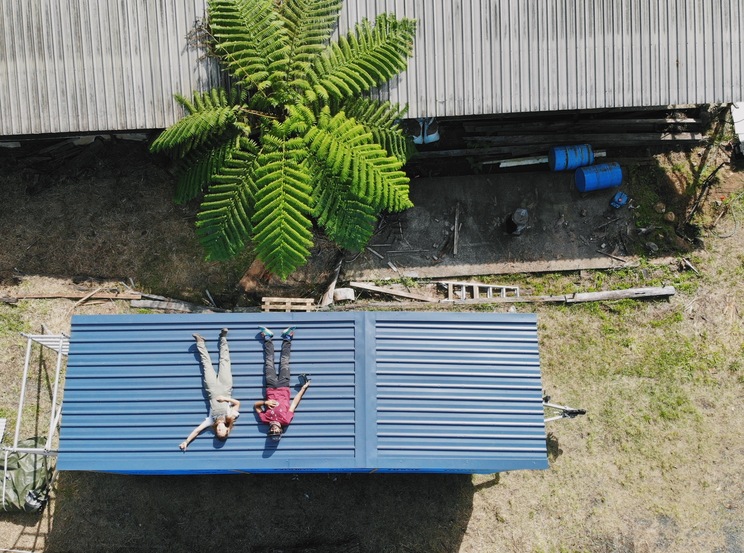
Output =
[{"x1": 58, "y1": 312, "x2": 548, "y2": 475}]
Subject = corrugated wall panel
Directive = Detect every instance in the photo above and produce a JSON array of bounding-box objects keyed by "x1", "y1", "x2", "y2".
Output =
[
  {"x1": 0, "y1": 0, "x2": 220, "y2": 135},
  {"x1": 2, "y1": 0, "x2": 742, "y2": 136},
  {"x1": 58, "y1": 312, "x2": 548, "y2": 475},
  {"x1": 347, "y1": 0, "x2": 744, "y2": 117}
]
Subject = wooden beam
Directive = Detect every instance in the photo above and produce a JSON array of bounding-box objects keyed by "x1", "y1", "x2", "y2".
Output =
[
  {"x1": 349, "y1": 281, "x2": 438, "y2": 303},
  {"x1": 1, "y1": 291, "x2": 142, "y2": 303},
  {"x1": 467, "y1": 132, "x2": 704, "y2": 146},
  {"x1": 564, "y1": 286, "x2": 676, "y2": 303}
]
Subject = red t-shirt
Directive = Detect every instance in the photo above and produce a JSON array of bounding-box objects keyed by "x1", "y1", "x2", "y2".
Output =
[{"x1": 258, "y1": 387, "x2": 294, "y2": 426}]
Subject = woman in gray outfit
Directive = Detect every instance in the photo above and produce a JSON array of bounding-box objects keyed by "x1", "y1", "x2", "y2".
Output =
[{"x1": 179, "y1": 328, "x2": 241, "y2": 450}]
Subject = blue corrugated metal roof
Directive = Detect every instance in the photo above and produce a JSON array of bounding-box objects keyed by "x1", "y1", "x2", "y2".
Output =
[{"x1": 58, "y1": 312, "x2": 548, "y2": 474}]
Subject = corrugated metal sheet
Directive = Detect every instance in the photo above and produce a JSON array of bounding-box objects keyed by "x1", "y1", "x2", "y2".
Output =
[
  {"x1": 343, "y1": 0, "x2": 744, "y2": 116},
  {"x1": 5, "y1": 1, "x2": 738, "y2": 135},
  {"x1": 58, "y1": 312, "x2": 548, "y2": 475},
  {"x1": 0, "y1": 0, "x2": 221, "y2": 135}
]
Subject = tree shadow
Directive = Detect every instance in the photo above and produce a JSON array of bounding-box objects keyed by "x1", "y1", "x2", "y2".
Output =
[
  {"x1": 546, "y1": 432, "x2": 563, "y2": 462},
  {"x1": 45, "y1": 471, "x2": 476, "y2": 553}
]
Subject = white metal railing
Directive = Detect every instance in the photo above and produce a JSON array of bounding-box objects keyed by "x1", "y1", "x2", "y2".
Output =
[{"x1": 2, "y1": 333, "x2": 68, "y2": 511}]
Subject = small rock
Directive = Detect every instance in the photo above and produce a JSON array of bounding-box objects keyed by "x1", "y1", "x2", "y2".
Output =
[
  {"x1": 580, "y1": 208, "x2": 587, "y2": 217},
  {"x1": 663, "y1": 212, "x2": 676, "y2": 223},
  {"x1": 333, "y1": 288, "x2": 355, "y2": 302},
  {"x1": 654, "y1": 202, "x2": 666, "y2": 214},
  {"x1": 645, "y1": 241, "x2": 659, "y2": 252}
]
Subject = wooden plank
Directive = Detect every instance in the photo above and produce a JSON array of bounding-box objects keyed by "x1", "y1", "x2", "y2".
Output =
[
  {"x1": 464, "y1": 118, "x2": 700, "y2": 133},
  {"x1": 130, "y1": 299, "x2": 218, "y2": 313},
  {"x1": 485, "y1": 150, "x2": 607, "y2": 167},
  {"x1": 261, "y1": 297, "x2": 315, "y2": 312},
  {"x1": 349, "y1": 282, "x2": 439, "y2": 303},
  {"x1": 332, "y1": 285, "x2": 676, "y2": 310},
  {"x1": 467, "y1": 132, "x2": 704, "y2": 146},
  {"x1": 565, "y1": 286, "x2": 676, "y2": 303},
  {"x1": 1, "y1": 292, "x2": 142, "y2": 303}
]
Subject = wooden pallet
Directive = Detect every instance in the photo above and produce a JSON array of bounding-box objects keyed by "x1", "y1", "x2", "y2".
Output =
[
  {"x1": 438, "y1": 280, "x2": 520, "y2": 301},
  {"x1": 261, "y1": 297, "x2": 315, "y2": 312}
]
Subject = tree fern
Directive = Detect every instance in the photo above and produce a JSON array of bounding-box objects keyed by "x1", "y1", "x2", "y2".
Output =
[{"x1": 152, "y1": 0, "x2": 417, "y2": 279}]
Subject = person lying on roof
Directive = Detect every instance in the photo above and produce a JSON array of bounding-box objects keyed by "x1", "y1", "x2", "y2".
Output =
[
  {"x1": 179, "y1": 328, "x2": 241, "y2": 451},
  {"x1": 254, "y1": 326, "x2": 311, "y2": 442}
]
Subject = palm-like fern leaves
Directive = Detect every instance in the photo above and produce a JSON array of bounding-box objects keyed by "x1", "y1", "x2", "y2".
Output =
[
  {"x1": 279, "y1": 0, "x2": 343, "y2": 84},
  {"x1": 341, "y1": 98, "x2": 414, "y2": 163},
  {"x1": 150, "y1": 89, "x2": 245, "y2": 158},
  {"x1": 306, "y1": 108, "x2": 412, "y2": 213},
  {"x1": 152, "y1": 0, "x2": 417, "y2": 279},
  {"x1": 306, "y1": 14, "x2": 416, "y2": 104},
  {"x1": 208, "y1": 0, "x2": 290, "y2": 92},
  {"x1": 196, "y1": 138, "x2": 259, "y2": 260},
  {"x1": 251, "y1": 122, "x2": 315, "y2": 277}
]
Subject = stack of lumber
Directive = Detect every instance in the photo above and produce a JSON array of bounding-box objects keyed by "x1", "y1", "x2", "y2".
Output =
[{"x1": 413, "y1": 107, "x2": 705, "y2": 164}]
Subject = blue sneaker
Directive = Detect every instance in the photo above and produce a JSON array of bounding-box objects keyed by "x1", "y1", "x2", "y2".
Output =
[
  {"x1": 258, "y1": 326, "x2": 273, "y2": 341},
  {"x1": 281, "y1": 326, "x2": 297, "y2": 341}
]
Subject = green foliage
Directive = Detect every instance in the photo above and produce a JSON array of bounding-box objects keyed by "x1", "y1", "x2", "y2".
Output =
[
  {"x1": 0, "y1": 308, "x2": 27, "y2": 337},
  {"x1": 151, "y1": 0, "x2": 417, "y2": 279}
]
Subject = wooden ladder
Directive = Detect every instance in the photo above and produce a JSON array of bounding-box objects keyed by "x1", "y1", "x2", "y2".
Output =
[{"x1": 438, "y1": 280, "x2": 520, "y2": 301}]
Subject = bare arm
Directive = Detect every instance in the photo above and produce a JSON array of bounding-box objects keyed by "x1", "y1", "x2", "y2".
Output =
[
  {"x1": 179, "y1": 418, "x2": 212, "y2": 451},
  {"x1": 216, "y1": 396, "x2": 241, "y2": 412},
  {"x1": 289, "y1": 382, "x2": 310, "y2": 413},
  {"x1": 254, "y1": 399, "x2": 279, "y2": 415}
]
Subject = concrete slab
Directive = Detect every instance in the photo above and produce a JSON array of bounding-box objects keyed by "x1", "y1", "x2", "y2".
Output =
[{"x1": 343, "y1": 171, "x2": 634, "y2": 280}]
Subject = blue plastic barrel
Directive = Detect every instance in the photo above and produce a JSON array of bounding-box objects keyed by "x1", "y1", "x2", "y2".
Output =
[
  {"x1": 575, "y1": 162, "x2": 623, "y2": 192},
  {"x1": 548, "y1": 144, "x2": 594, "y2": 171}
]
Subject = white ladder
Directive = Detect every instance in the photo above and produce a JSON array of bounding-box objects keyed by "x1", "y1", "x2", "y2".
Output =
[{"x1": 439, "y1": 280, "x2": 520, "y2": 301}]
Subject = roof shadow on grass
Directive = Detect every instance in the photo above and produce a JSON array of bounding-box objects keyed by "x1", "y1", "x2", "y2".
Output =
[{"x1": 46, "y1": 471, "x2": 477, "y2": 552}]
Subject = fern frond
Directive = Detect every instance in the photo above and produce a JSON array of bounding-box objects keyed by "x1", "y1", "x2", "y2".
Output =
[
  {"x1": 339, "y1": 98, "x2": 413, "y2": 162},
  {"x1": 250, "y1": 134, "x2": 315, "y2": 279},
  {"x1": 305, "y1": 108, "x2": 412, "y2": 213},
  {"x1": 195, "y1": 140, "x2": 260, "y2": 260},
  {"x1": 278, "y1": 0, "x2": 342, "y2": 83},
  {"x1": 310, "y1": 170, "x2": 377, "y2": 251},
  {"x1": 175, "y1": 137, "x2": 242, "y2": 204},
  {"x1": 150, "y1": 90, "x2": 241, "y2": 158},
  {"x1": 208, "y1": 0, "x2": 290, "y2": 90},
  {"x1": 307, "y1": 14, "x2": 416, "y2": 103}
]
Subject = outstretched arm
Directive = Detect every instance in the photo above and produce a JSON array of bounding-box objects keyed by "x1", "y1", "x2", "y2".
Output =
[
  {"x1": 179, "y1": 418, "x2": 212, "y2": 451},
  {"x1": 289, "y1": 382, "x2": 311, "y2": 413}
]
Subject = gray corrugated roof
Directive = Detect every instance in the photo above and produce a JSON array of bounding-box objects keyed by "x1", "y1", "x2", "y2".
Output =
[
  {"x1": 58, "y1": 312, "x2": 548, "y2": 475},
  {"x1": 2, "y1": 0, "x2": 740, "y2": 136}
]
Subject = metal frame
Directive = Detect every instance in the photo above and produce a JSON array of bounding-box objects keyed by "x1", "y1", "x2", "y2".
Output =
[
  {"x1": 543, "y1": 396, "x2": 586, "y2": 423},
  {"x1": 2, "y1": 333, "x2": 68, "y2": 511}
]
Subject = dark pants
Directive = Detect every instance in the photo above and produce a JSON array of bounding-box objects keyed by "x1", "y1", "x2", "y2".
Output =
[{"x1": 263, "y1": 339, "x2": 291, "y2": 388}]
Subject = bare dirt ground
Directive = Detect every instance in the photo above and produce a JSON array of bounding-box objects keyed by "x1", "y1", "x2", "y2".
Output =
[{"x1": 1, "y1": 131, "x2": 743, "y2": 552}]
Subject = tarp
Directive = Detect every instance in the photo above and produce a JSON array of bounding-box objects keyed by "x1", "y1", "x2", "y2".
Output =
[{"x1": 2, "y1": 437, "x2": 54, "y2": 512}]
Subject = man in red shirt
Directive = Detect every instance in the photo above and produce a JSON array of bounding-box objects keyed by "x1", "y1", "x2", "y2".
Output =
[{"x1": 254, "y1": 326, "x2": 311, "y2": 441}]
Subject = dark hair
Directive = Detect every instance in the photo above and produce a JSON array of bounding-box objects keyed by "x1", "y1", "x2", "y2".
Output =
[{"x1": 213, "y1": 417, "x2": 231, "y2": 441}]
